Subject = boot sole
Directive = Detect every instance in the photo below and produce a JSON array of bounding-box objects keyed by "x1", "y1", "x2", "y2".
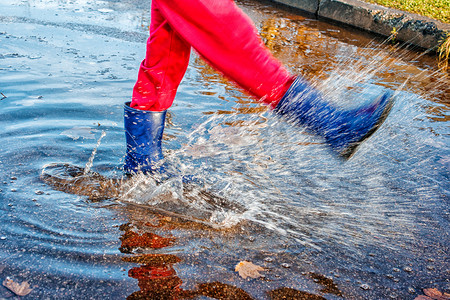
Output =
[{"x1": 339, "y1": 93, "x2": 395, "y2": 160}]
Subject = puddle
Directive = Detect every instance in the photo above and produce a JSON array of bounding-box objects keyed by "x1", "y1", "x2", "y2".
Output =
[{"x1": 0, "y1": 0, "x2": 448, "y2": 299}]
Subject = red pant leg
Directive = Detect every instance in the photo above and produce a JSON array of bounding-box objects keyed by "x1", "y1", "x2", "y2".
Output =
[
  {"x1": 131, "y1": 1, "x2": 191, "y2": 111},
  {"x1": 153, "y1": 0, "x2": 295, "y2": 108},
  {"x1": 133, "y1": 0, "x2": 295, "y2": 111}
]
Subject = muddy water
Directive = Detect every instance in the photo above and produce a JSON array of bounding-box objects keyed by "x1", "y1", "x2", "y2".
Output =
[{"x1": 0, "y1": 0, "x2": 449, "y2": 299}]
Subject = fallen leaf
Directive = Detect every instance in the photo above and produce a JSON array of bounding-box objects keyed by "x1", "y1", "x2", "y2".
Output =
[
  {"x1": 416, "y1": 288, "x2": 450, "y2": 300},
  {"x1": 2, "y1": 278, "x2": 33, "y2": 296},
  {"x1": 424, "y1": 288, "x2": 443, "y2": 299},
  {"x1": 235, "y1": 261, "x2": 264, "y2": 279}
]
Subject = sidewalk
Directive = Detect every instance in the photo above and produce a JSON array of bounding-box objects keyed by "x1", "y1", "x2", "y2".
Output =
[{"x1": 269, "y1": 0, "x2": 450, "y2": 50}]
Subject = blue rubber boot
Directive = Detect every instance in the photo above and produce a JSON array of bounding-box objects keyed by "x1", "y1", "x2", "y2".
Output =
[
  {"x1": 275, "y1": 77, "x2": 394, "y2": 159},
  {"x1": 124, "y1": 102, "x2": 166, "y2": 174}
]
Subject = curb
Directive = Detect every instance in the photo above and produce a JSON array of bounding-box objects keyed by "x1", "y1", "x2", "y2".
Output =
[{"x1": 269, "y1": 0, "x2": 450, "y2": 50}]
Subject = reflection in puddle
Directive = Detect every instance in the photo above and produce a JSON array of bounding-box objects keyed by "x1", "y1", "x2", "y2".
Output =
[
  {"x1": 41, "y1": 162, "x2": 245, "y2": 227},
  {"x1": 40, "y1": 162, "x2": 341, "y2": 298},
  {"x1": 119, "y1": 209, "x2": 331, "y2": 300},
  {"x1": 41, "y1": 163, "x2": 122, "y2": 201}
]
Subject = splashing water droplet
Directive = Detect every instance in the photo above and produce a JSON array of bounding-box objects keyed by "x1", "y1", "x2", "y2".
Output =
[{"x1": 84, "y1": 131, "x2": 106, "y2": 175}]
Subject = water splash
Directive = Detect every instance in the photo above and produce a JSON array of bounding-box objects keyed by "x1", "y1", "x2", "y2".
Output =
[
  {"x1": 137, "y1": 40, "x2": 448, "y2": 254},
  {"x1": 84, "y1": 130, "x2": 106, "y2": 175},
  {"x1": 119, "y1": 169, "x2": 249, "y2": 229}
]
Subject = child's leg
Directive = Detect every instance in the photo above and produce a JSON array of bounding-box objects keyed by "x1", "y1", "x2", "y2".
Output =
[
  {"x1": 131, "y1": 1, "x2": 191, "y2": 111},
  {"x1": 152, "y1": 0, "x2": 295, "y2": 108},
  {"x1": 128, "y1": 0, "x2": 394, "y2": 162}
]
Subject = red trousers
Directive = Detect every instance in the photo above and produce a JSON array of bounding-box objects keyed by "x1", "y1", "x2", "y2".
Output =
[{"x1": 131, "y1": 0, "x2": 295, "y2": 112}]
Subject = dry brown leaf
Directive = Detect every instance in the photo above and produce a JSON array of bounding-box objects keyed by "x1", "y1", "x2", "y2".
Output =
[
  {"x1": 235, "y1": 261, "x2": 264, "y2": 279},
  {"x1": 424, "y1": 288, "x2": 442, "y2": 298},
  {"x1": 2, "y1": 278, "x2": 33, "y2": 296},
  {"x1": 424, "y1": 288, "x2": 443, "y2": 299}
]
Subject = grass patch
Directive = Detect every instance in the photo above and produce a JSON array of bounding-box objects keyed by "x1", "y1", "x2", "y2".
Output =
[
  {"x1": 438, "y1": 34, "x2": 450, "y2": 71},
  {"x1": 364, "y1": 0, "x2": 450, "y2": 23}
]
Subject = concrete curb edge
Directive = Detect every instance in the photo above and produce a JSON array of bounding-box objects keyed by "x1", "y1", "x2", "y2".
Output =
[{"x1": 269, "y1": 0, "x2": 450, "y2": 50}]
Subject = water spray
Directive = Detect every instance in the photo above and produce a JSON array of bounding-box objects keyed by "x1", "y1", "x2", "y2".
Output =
[{"x1": 84, "y1": 130, "x2": 106, "y2": 175}]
